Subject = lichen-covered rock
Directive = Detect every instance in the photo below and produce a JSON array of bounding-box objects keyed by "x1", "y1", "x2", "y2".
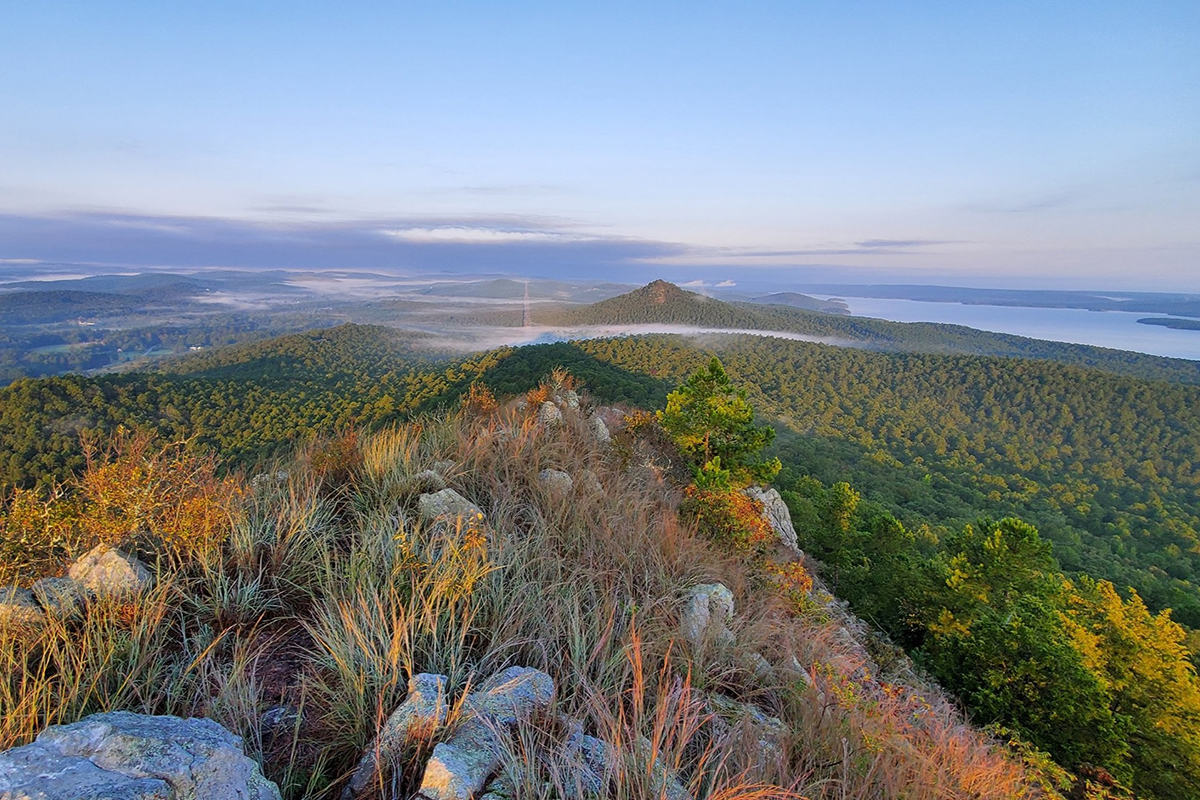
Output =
[
  {"x1": 634, "y1": 737, "x2": 692, "y2": 800},
  {"x1": 743, "y1": 486, "x2": 800, "y2": 554},
  {"x1": 344, "y1": 674, "x2": 449, "y2": 800},
  {"x1": 589, "y1": 414, "x2": 611, "y2": 445},
  {"x1": 537, "y1": 469, "x2": 573, "y2": 496},
  {"x1": 706, "y1": 694, "x2": 788, "y2": 764},
  {"x1": 559, "y1": 390, "x2": 581, "y2": 410},
  {"x1": 538, "y1": 401, "x2": 563, "y2": 427},
  {"x1": 408, "y1": 470, "x2": 449, "y2": 493},
  {"x1": 561, "y1": 730, "x2": 614, "y2": 797},
  {"x1": 679, "y1": 583, "x2": 735, "y2": 648},
  {"x1": 467, "y1": 666, "x2": 555, "y2": 724},
  {"x1": 417, "y1": 667, "x2": 554, "y2": 800},
  {"x1": 0, "y1": 711, "x2": 281, "y2": 800},
  {"x1": 418, "y1": 489, "x2": 483, "y2": 524},
  {"x1": 31, "y1": 577, "x2": 86, "y2": 617},
  {"x1": 0, "y1": 586, "x2": 44, "y2": 628},
  {"x1": 68, "y1": 544, "x2": 153, "y2": 597}
]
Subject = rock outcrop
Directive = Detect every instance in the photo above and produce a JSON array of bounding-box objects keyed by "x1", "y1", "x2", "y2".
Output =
[
  {"x1": 538, "y1": 401, "x2": 563, "y2": 427},
  {"x1": 0, "y1": 586, "x2": 43, "y2": 628},
  {"x1": 343, "y1": 674, "x2": 449, "y2": 800},
  {"x1": 679, "y1": 583, "x2": 735, "y2": 648},
  {"x1": 743, "y1": 486, "x2": 800, "y2": 554},
  {"x1": 417, "y1": 667, "x2": 554, "y2": 800},
  {"x1": 418, "y1": 489, "x2": 484, "y2": 525},
  {"x1": 0, "y1": 711, "x2": 281, "y2": 800},
  {"x1": 68, "y1": 544, "x2": 153, "y2": 597},
  {"x1": 31, "y1": 576, "x2": 86, "y2": 616},
  {"x1": 537, "y1": 469, "x2": 573, "y2": 496},
  {"x1": 589, "y1": 414, "x2": 611, "y2": 445}
]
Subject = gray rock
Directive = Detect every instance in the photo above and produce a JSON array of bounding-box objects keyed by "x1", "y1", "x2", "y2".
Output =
[
  {"x1": 560, "y1": 390, "x2": 581, "y2": 410},
  {"x1": 467, "y1": 666, "x2": 555, "y2": 725},
  {"x1": 431, "y1": 460, "x2": 456, "y2": 476},
  {"x1": 537, "y1": 469, "x2": 573, "y2": 496},
  {"x1": 0, "y1": 587, "x2": 44, "y2": 628},
  {"x1": 259, "y1": 706, "x2": 299, "y2": 736},
  {"x1": 417, "y1": 489, "x2": 483, "y2": 525},
  {"x1": 538, "y1": 401, "x2": 563, "y2": 427},
  {"x1": 579, "y1": 470, "x2": 604, "y2": 495},
  {"x1": 68, "y1": 545, "x2": 153, "y2": 597},
  {"x1": 344, "y1": 674, "x2": 448, "y2": 800},
  {"x1": 634, "y1": 737, "x2": 692, "y2": 800},
  {"x1": 706, "y1": 695, "x2": 788, "y2": 765},
  {"x1": 589, "y1": 414, "x2": 611, "y2": 445},
  {"x1": 408, "y1": 470, "x2": 449, "y2": 493},
  {"x1": 0, "y1": 742, "x2": 172, "y2": 799},
  {"x1": 417, "y1": 667, "x2": 554, "y2": 800},
  {"x1": 561, "y1": 730, "x2": 614, "y2": 796},
  {"x1": 679, "y1": 583, "x2": 735, "y2": 648},
  {"x1": 743, "y1": 486, "x2": 800, "y2": 554},
  {"x1": 0, "y1": 711, "x2": 280, "y2": 800},
  {"x1": 746, "y1": 651, "x2": 774, "y2": 682},
  {"x1": 31, "y1": 577, "x2": 86, "y2": 617}
]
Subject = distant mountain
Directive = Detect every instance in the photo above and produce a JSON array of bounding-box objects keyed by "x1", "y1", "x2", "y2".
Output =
[
  {"x1": 751, "y1": 292, "x2": 850, "y2": 315},
  {"x1": 538, "y1": 280, "x2": 1200, "y2": 384},
  {"x1": 0, "y1": 290, "x2": 140, "y2": 324},
  {"x1": 540, "y1": 279, "x2": 770, "y2": 327}
]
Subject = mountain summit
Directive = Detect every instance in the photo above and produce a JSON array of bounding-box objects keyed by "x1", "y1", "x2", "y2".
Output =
[{"x1": 545, "y1": 280, "x2": 756, "y2": 327}]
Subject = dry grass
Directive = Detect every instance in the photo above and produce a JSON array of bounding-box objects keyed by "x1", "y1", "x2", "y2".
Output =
[{"x1": 0, "y1": 376, "x2": 1040, "y2": 799}]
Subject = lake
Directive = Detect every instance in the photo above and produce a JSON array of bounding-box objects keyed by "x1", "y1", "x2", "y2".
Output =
[{"x1": 813, "y1": 296, "x2": 1200, "y2": 361}]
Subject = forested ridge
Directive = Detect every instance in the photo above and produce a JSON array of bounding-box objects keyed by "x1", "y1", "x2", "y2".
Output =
[
  {"x1": 0, "y1": 325, "x2": 506, "y2": 488},
  {"x1": 537, "y1": 280, "x2": 1200, "y2": 384}
]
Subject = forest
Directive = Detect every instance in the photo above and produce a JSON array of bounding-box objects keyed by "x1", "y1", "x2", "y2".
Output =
[
  {"x1": 3, "y1": 324, "x2": 1200, "y2": 796},
  {"x1": 3, "y1": 325, "x2": 1199, "y2": 633}
]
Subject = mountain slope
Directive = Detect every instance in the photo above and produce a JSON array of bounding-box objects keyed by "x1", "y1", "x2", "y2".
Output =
[{"x1": 540, "y1": 280, "x2": 1200, "y2": 384}]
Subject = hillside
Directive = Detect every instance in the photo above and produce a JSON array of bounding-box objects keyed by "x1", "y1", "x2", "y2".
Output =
[
  {"x1": 0, "y1": 375, "x2": 1051, "y2": 800},
  {"x1": 750, "y1": 291, "x2": 850, "y2": 315},
  {"x1": 539, "y1": 280, "x2": 1200, "y2": 384}
]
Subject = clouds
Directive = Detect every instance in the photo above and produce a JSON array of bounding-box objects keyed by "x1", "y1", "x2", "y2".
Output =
[{"x1": 0, "y1": 211, "x2": 687, "y2": 279}]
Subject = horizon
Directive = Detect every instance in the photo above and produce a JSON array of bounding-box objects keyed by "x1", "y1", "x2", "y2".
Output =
[{"x1": 2, "y1": 2, "x2": 1198, "y2": 291}]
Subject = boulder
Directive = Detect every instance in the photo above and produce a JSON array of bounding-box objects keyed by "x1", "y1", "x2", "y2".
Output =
[
  {"x1": 31, "y1": 576, "x2": 86, "y2": 616},
  {"x1": 537, "y1": 469, "x2": 573, "y2": 496},
  {"x1": 559, "y1": 390, "x2": 581, "y2": 410},
  {"x1": 68, "y1": 544, "x2": 153, "y2": 597},
  {"x1": 418, "y1": 489, "x2": 483, "y2": 525},
  {"x1": 634, "y1": 737, "x2": 692, "y2": 800},
  {"x1": 706, "y1": 694, "x2": 788, "y2": 764},
  {"x1": 0, "y1": 711, "x2": 281, "y2": 800},
  {"x1": 589, "y1": 415, "x2": 611, "y2": 445},
  {"x1": 743, "y1": 486, "x2": 800, "y2": 554},
  {"x1": 417, "y1": 667, "x2": 554, "y2": 800},
  {"x1": 343, "y1": 674, "x2": 449, "y2": 800},
  {"x1": 561, "y1": 729, "x2": 614, "y2": 797},
  {"x1": 679, "y1": 583, "x2": 735, "y2": 648},
  {"x1": 0, "y1": 586, "x2": 44, "y2": 628},
  {"x1": 579, "y1": 470, "x2": 604, "y2": 496},
  {"x1": 538, "y1": 402, "x2": 563, "y2": 427}
]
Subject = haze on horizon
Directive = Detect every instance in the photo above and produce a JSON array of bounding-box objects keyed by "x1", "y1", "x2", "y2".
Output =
[{"x1": 2, "y1": 1, "x2": 1198, "y2": 291}]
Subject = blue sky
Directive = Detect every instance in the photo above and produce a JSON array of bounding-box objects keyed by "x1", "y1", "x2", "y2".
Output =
[{"x1": 2, "y1": 1, "x2": 1198, "y2": 289}]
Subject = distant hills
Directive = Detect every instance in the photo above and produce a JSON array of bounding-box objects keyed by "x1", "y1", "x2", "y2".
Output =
[
  {"x1": 750, "y1": 291, "x2": 850, "y2": 315},
  {"x1": 537, "y1": 280, "x2": 1200, "y2": 384}
]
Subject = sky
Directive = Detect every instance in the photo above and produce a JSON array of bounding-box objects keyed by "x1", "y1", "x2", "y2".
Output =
[{"x1": 2, "y1": 1, "x2": 1198, "y2": 289}]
